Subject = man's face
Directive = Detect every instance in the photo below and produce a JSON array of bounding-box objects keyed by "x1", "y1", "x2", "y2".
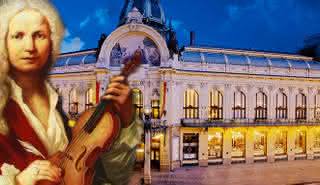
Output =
[{"x1": 6, "y1": 9, "x2": 51, "y2": 74}]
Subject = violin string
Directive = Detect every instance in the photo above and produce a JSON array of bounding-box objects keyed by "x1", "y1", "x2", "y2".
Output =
[
  {"x1": 58, "y1": 101, "x2": 108, "y2": 170},
  {"x1": 57, "y1": 60, "x2": 136, "y2": 179}
]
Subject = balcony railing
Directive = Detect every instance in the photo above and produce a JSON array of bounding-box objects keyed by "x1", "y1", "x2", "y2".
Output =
[{"x1": 181, "y1": 118, "x2": 320, "y2": 127}]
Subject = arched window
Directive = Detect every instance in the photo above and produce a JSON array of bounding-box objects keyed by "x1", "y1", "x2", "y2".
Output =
[
  {"x1": 151, "y1": 99, "x2": 160, "y2": 119},
  {"x1": 183, "y1": 89, "x2": 199, "y2": 119},
  {"x1": 255, "y1": 92, "x2": 267, "y2": 120},
  {"x1": 315, "y1": 93, "x2": 320, "y2": 119},
  {"x1": 69, "y1": 88, "x2": 78, "y2": 116},
  {"x1": 296, "y1": 93, "x2": 307, "y2": 120},
  {"x1": 209, "y1": 90, "x2": 223, "y2": 120},
  {"x1": 133, "y1": 88, "x2": 143, "y2": 118},
  {"x1": 233, "y1": 91, "x2": 246, "y2": 119},
  {"x1": 276, "y1": 92, "x2": 288, "y2": 119},
  {"x1": 85, "y1": 88, "x2": 94, "y2": 110}
]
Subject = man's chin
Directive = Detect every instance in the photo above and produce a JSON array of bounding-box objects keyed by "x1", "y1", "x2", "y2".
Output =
[{"x1": 11, "y1": 67, "x2": 46, "y2": 76}]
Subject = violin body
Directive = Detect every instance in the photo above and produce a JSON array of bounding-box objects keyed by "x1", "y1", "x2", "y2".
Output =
[
  {"x1": 37, "y1": 50, "x2": 141, "y2": 185},
  {"x1": 37, "y1": 106, "x2": 121, "y2": 185}
]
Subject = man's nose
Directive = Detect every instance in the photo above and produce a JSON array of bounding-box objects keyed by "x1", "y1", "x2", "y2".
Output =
[{"x1": 24, "y1": 36, "x2": 36, "y2": 53}]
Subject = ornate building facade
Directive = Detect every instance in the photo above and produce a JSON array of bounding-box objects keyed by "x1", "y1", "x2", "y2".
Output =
[{"x1": 49, "y1": 0, "x2": 320, "y2": 171}]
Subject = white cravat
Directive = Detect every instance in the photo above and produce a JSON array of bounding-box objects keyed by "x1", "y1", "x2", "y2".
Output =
[{"x1": 8, "y1": 78, "x2": 68, "y2": 156}]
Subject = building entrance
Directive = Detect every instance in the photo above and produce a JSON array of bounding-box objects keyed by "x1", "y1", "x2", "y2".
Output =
[{"x1": 151, "y1": 136, "x2": 161, "y2": 169}]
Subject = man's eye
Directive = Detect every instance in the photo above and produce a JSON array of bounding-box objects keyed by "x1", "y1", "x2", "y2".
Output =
[
  {"x1": 12, "y1": 33, "x2": 24, "y2": 39},
  {"x1": 35, "y1": 33, "x2": 46, "y2": 39}
]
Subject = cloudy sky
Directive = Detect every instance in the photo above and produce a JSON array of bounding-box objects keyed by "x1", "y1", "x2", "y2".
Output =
[{"x1": 51, "y1": 0, "x2": 320, "y2": 54}]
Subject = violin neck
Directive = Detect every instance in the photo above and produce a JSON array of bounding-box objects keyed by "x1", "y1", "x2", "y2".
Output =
[{"x1": 83, "y1": 99, "x2": 113, "y2": 133}]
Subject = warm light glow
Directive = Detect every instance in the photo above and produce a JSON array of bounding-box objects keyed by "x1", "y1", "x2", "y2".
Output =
[
  {"x1": 68, "y1": 120, "x2": 76, "y2": 127},
  {"x1": 136, "y1": 148, "x2": 144, "y2": 153},
  {"x1": 144, "y1": 105, "x2": 152, "y2": 116},
  {"x1": 153, "y1": 134, "x2": 163, "y2": 139}
]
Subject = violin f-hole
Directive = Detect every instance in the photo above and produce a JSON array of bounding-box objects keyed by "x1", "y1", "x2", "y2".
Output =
[{"x1": 75, "y1": 146, "x2": 87, "y2": 171}]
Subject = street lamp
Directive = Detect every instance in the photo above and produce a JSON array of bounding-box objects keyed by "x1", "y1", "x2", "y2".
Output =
[{"x1": 143, "y1": 105, "x2": 152, "y2": 185}]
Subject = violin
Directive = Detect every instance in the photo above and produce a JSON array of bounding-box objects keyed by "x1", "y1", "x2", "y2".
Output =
[{"x1": 37, "y1": 50, "x2": 142, "y2": 185}]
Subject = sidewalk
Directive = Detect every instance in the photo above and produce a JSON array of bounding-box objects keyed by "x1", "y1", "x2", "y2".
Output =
[{"x1": 129, "y1": 160, "x2": 320, "y2": 185}]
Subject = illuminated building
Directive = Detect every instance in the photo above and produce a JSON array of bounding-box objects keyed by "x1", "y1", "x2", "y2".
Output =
[{"x1": 49, "y1": 0, "x2": 320, "y2": 171}]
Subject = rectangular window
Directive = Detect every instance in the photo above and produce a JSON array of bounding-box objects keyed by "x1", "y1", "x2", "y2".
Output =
[
  {"x1": 274, "y1": 131, "x2": 287, "y2": 156},
  {"x1": 208, "y1": 132, "x2": 223, "y2": 159},
  {"x1": 231, "y1": 131, "x2": 246, "y2": 158},
  {"x1": 183, "y1": 133, "x2": 199, "y2": 160}
]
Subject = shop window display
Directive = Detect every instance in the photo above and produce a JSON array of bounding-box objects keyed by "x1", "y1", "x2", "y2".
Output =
[
  {"x1": 208, "y1": 132, "x2": 223, "y2": 159},
  {"x1": 231, "y1": 131, "x2": 246, "y2": 158},
  {"x1": 254, "y1": 131, "x2": 267, "y2": 156},
  {"x1": 314, "y1": 130, "x2": 320, "y2": 153},
  {"x1": 295, "y1": 130, "x2": 306, "y2": 154},
  {"x1": 183, "y1": 133, "x2": 199, "y2": 160},
  {"x1": 274, "y1": 131, "x2": 287, "y2": 155}
]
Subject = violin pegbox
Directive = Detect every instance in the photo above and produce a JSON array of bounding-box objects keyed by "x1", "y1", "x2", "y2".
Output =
[{"x1": 121, "y1": 49, "x2": 142, "y2": 78}]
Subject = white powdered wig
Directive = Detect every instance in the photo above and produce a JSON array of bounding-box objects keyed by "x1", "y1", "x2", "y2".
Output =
[{"x1": 0, "y1": 0, "x2": 65, "y2": 135}]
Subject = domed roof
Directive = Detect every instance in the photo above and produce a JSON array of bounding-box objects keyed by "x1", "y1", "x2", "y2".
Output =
[{"x1": 119, "y1": 0, "x2": 166, "y2": 31}]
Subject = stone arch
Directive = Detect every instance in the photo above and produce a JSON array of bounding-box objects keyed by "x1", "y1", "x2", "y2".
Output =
[{"x1": 98, "y1": 23, "x2": 169, "y2": 67}]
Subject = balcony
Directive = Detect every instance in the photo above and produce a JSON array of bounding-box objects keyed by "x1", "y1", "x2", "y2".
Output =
[
  {"x1": 181, "y1": 118, "x2": 320, "y2": 128},
  {"x1": 149, "y1": 119, "x2": 167, "y2": 132}
]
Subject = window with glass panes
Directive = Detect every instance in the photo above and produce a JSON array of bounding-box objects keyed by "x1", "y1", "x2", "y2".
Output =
[
  {"x1": 276, "y1": 92, "x2": 288, "y2": 119},
  {"x1": 209, "y1": 90, "x2": 223, "y2": 120},
  {"x1": 151, "y1": 99, "x2": 160, "y2": 119},
  {"x1": 296, "y1": 93, "x2": 307, "y2": 120},
  {"x1": 133, "y1": 88, "x2": 143, "y2": 118},
  {"x1": 255, "y1": 92, "x2": 267, "y2": 120},
  {"x1": 184, "y1": 89, "x2": 199, "y2": 119},
  {"x1": 233, "y1": 91, "x2": 246, "y2": 119},
  {"x1": 69, "y1": 88, "x2": 78, "y2": 115},
  {"x1": 85, "y1": 88, "x2": 94, "y2": 110}
]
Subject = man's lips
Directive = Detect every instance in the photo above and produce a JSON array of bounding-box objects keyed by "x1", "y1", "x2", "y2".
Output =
[{"x1": 21, "y1": 57, "x2": 38, "y2": 60}]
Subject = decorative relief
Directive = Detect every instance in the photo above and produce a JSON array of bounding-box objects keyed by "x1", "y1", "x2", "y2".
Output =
[
  {"x1": 200, "y1": 82, "x2": 208, "y2": 88},
  {"x1": 152, "y1": 89, "x2": 160, "y2": 97},
  {"x1": 258, "y1": 87, "x2": 264, "y2": 92},
  {"x1": 187, "y1": 84, "x2": 194, "y2": 89},
  {"x1": 298, "y1": 88, "x2": 304, "y2": 93},
  {"x1": 224, "y1": 84, "x2": 231, "y2": 89},
  {"x1": 236, "y1": 86, "x2": 242, "y2": 91},
  {"x1": 288, "y1": 86, "x2": 295, "y2": 92},
  {"x1": 128, "y1": 23, "x2": 138, "y2": 31},
  {"x1": 246, "y1": 84, "x2": 253, "y2": 91},
  {"x1": 267, "y1": 85, "x2": 274, "y2": 92},
  {"x1": 279, "y1": 88, "x2": 285, "y2": 93}
]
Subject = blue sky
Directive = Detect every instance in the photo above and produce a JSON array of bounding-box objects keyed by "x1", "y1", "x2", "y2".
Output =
[{"x1": 51, "y1": 0, "x2": 320, "y2": 54}]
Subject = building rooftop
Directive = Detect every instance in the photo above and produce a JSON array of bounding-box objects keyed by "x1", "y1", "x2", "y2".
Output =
[{"x1": 181, "y1": 46, "x2": 320, "y2": 70}]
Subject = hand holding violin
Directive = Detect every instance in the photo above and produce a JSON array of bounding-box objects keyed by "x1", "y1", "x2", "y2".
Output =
[{"x1": 102, "y1": 75, "x2": 134, "y2": 128}]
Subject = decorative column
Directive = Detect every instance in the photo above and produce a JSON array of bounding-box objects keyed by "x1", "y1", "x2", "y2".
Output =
[
  {"x1": 307, "y1": 127, "x2": 314, "y2": 160},
  {"x1": 246, "y1": 128, "x2": 254, "y2": 164},
  {"x1": 307, "y1": 87, "x2": 315, "y2": 121},
  {"x1": 268, "y1": 86, "x2": 276, "y2": 121},
  {"x1": 247, "y1": 85, "x2": 254, "y2": 122},
  {"x1": 267, "y1": 128, "x2": 275, "y2": 163},
  {"x1": 160, "y1": 129, "x2": 170, "y2": 171},
  {"x1": 287, "y1": 129, "x2": 295, "y2": 161},
  {"x1": 144, "y1": 123, "x2": 152, "y2": 184},
  {"x1": 198, "y1": 128, "x2": 208, "y2": 166},
  {"x1": 200, "y1": 82, "x2": 209, "y2": 120},
  {"x1": 143, "y1": 108, "x2": 152, "y2": 185},
  {"x1": 288, "y1": 87, "x2": 296, "y2": 121},
  {"x1": 159, "y1": 80, "x2": 172, "y2": 172},
  {"x1": 224, "y1": 84, "x2": 232, "y2": 122},
  {"x1": 223, "y1": 128, "x2": 232, "y2": 165}
]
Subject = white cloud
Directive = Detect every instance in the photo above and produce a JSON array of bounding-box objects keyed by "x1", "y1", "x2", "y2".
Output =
[
  {"x1": 94, "y1": 8, "x2": 110, "y2": 26},
  {"x1": 61, "y1": 29, "x2": 85, "y2": 53},
  {"x1": 80, "y1": 16, "x2": 91, "y2": 29},
  {"x1": 64, "y1": 29, "x2": 71, "y2": 37}
]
